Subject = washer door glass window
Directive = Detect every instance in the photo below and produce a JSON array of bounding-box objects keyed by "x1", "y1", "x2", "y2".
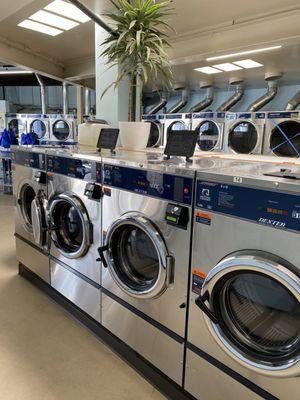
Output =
[
  {"x1": 200, "y1": 252, "x2": 300, "y2": 373},
  {"x1": 19, "y1": 184, "x2": 36, "y2": 231},
  {"x1": 105, "y1": 214, "x2": 173, "y2": 299},
  {"x1": 49, "y1": 194, "x2": 92, "y2": 259},
  {"x1": 53, "y1": 120, "x2": 70, "y2": 140},
  {"x1": 147, "y1": 121, "x2": 160, "y2": 148},
  {"x1": 270, "y1": 120, "x2": 300, "y2": 157},
  {"x1": 30, "y1": 120, "x2": 47, "y2": 139},
  {"x1": 229, "y1": 122, "x2": 258, "y2": 153},
  {"x1": 198, "y1": 120, "x2": 219, "y2": 151}
]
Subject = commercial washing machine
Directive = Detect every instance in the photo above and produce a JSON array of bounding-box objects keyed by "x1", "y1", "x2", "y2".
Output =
[
  {"x1": 48, "y1": 114, "x2": 77, "y2": 145},
  {"x1": 192, "y1": 112, "x2": 225, "y2": 152},
  {"x1": 142, "y1": 114, "x2": 165, "y2": 148},
  {"x1": 12, "y1": 146, "x2": 49, "y2": 282},
  {"x1": 98, "y1": 151, "x2": 195, "y2": 385},
  {"x1": 163, "y1": 113, "x2": 192, "y2": 147},
  {"x1": 185, "y1": 161, "x2": 300, "y2": 400},
  {"x1": 6, "y1": 113, "x2": 28, "y2": 140},
  {"x1": 224, "y1": 112, "x2": 266, "y2": 155},
  {"x1": 263, "y1": 111, "x2": 300, "y2": 158},
  {"x1": 27, "y1": 114, "x2": 51, "y2": 143},
  {"x1": 47, "y1": 149, "x2": 102, "y2": 321}
]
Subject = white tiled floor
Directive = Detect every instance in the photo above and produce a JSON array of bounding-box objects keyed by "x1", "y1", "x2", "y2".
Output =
[{"x1": 0, "y1": 195, "x2": 165, "y2": 400}]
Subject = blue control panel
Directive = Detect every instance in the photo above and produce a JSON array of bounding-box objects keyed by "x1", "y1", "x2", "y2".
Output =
[
  {"x1": 103, "y1": 164, "x2": 193, "y2": 205},
  {"x1": 196, "y1": 180, "x2": 300, "y2": 233},
  {"x1": 165, "y1": 114, "x2": 192, "y2": 120},
  {"x1": 47, "y1": 155, "x2": 99, "y2": 181},
  {"x1": 13, "y1": 151, "x2": 45, "y2": 170},
  {"x1": 268, "y1": 112, "x2": 299, "y2": 119}
]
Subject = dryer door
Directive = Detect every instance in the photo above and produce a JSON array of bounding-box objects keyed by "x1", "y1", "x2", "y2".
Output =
[
  {"x1": 197, "y1": 120, "x2": 220, "y2": 151},
  {"x1": 31, "y1": 193, "x2": 47, "y2": 246},
  {"x1": 196, "y1": 251, "x2": 300, "y2": 377},
  {"x1": 270, "y1": 120, "x2": 300, "y2": 157},
  {"x1": 101, "y1": 213, "x2": 174, "y2": 299},
  {"x1": 49, "y1": 193, "x2": 93, "y2": 259},
  {"x1": 53, "y1": 120, "x2": 70, "y2": 141},
  {"x1": 228, "y1": 121, "x2": 258, "y2": 154}
]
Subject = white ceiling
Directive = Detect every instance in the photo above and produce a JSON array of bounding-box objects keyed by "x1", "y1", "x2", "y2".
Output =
[{"x1": 0, "y1": 0, "x2": 300, "y2": 87}]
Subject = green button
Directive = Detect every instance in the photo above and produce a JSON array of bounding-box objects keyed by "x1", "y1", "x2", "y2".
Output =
[{"x1": 166, "y1": 216, "x2": 177, "y2": 223}]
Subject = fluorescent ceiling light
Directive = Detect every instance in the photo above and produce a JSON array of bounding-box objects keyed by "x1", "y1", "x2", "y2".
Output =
[
  {"x1": 18, "y1": 20, "x2": 63, "y2": 36},
  {"x1": 0, "y1": 71, "x2": 33, "y2": 75},
  {"x1": 194, "y1": 66, "x2": 222, "y2": 74},
  {"x1": 233, "y1": 59, "x2": 264, "y2": 69},
  {"x1": 45, "y1": 0, "x2": 91, "y2": 23},
  {"x1": 206, "y1": 45, "x2": 282, "y2": 61},
  {"x1": 213, "y1": 63, "x2": 242, "y2": 71},
  {"x1": 29, "y1": 10, "x2": 79, "y2": 31}
]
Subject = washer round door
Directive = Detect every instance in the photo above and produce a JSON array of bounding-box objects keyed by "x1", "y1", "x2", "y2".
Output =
[
  {"x1": 31, "y1": 193, "x2": 47, "y2": 246},
  {"x1": 197, "y1": 120, "x2": 220, "y2": 151},
  {"x1": 53, "y1": 120, "x2": 70, "y2": 141},
  {"x1": 270, "y1": 120, "x2": 300, "y2": 157},
  {"x1": 102, "y1": 213, "x2": 174, "y2": 299},
  {"x1": 147, "y1": 121, "x2": 161, "y2": 148},
  {"x1": 49, "y1": 193, "x2": 93, "y2": 259},
  {"x1": 196, "y1": 251, "x2": 300, "y2": 377},
  {"x1": 18, "y1": 183, "x2": 37, "y2": 232},
  {"x1": 30, "y1": 119, "x2": 47, "y2": 139},
  {"x1": 228, "y1": 121, "x2": 258, "y2": 154}
]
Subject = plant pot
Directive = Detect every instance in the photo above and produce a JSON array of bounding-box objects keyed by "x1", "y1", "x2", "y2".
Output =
[{"x1": 119, "y1": 121, "x2": 151, "y2": 150}]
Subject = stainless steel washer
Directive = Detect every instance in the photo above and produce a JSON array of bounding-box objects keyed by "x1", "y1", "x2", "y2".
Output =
[
  {"x1": 99, "y1": 151, "x2": 195, "y2": 385},
  {"x1": 47, "y1": 149, "x2": 102, "y2": 322},
  {"x1": 185, "y1": 161, "x2": 300, "y2": 400},
  {"x1": 12, "y1": 146, "x2": 49, "y2": 282}
]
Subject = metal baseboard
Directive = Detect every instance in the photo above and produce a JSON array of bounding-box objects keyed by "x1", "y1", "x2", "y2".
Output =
[{"x1": 19, "y1": 263, "x2": 195, "y2": 400}]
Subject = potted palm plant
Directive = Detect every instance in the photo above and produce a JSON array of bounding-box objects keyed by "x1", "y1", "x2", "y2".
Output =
[{"x1": 101, "y1": 0, "x2": 173, "y2": 150}]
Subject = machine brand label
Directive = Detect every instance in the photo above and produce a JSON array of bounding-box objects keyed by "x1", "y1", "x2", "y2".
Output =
[
  {"x1": 237, "y1": 113, "x2": 251, "y2": 119},
  {"x1": 196, "y1": 180, "x2": 300, "y2": 234},
  {"x1": 255, "y1": 112, "x2": 266, "y2": 119},
  {"x1": 103, "y1": 164, "x2": 193, "y2": 205},
  {"x1": 192, "y1": 269, "x2": 207, "y2": 294},
  {"x1": 195, "y1": 211, "x2": 212, "y2": 226},
  {"x1": 267, "y1": 112, "x2": 299, "y2": 119},
  {"x1": 194, "y1": 112, "x2": 214, "y2": 119}
]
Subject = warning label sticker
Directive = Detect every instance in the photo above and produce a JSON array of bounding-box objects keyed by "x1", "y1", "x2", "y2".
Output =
[
  {"x1": 195, "y1": 211, "x2": 212, "y2": 226},
  {"x1": 192, "y1": 269, "x2": 207, "y2": 295}
]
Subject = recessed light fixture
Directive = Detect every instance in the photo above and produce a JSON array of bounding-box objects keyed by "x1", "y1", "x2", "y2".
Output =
[
  {"x1": 194, "y1": 66, "x2": 222, "y2": 75},
  {"x1": 206, "y1": 45, "x2": 282, "y2": 61},
  {"x1": 29, "y1": 10, "x2": 79, "y2": 31},
  {"x1": 213, "y1": 63, "x2": 242, "y2": 72},
  {"x1": 45, "y1": 0, "x2": 91, "y2": 23},
  {"x1": 233, "y1": 59, "x2": 264, "y2": 69},
  {"x1": 18, "y1": 20, "x2": 63, "y2": 36},
  {"x1": 0, "y1": 70, "x2": 33, "y2": 75}
]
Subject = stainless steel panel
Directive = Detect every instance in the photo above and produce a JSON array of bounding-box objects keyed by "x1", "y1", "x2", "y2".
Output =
[
  {"x1": 48, "y1": 174, "x2": 101, "y2": 285},
  {"x1": 102, "y1": 292, "x2": 183, "y2": 385},
  {"x1": 16, "y1": 238, "x2": 50, "y2": 283},
  {"x1": 185, "y1": 349, "x2": 262, "y2": 400},
  {"x1": 102, "y1": 188, "x2": 191, "y2": 337},
  {"x1": 50, "y1": 260, "x2": 100, "y2": 323}
]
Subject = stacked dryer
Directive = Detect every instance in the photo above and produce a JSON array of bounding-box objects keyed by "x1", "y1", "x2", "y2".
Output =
[
  {"x1": 224, "y1": 112, "x2": 266, "y2": 155},
  {"x1": 48, "y1": 114, "x2": 77, "y2": 145},
  {"x1": 192, "y1": 112, "x2": 225, "y2": 152},
  {"x1": 163, "y1": 113, "x2": 192, "y2": 147},
  {"x1": 27, "y1": 114, "x2": 51, "y2": 143}
]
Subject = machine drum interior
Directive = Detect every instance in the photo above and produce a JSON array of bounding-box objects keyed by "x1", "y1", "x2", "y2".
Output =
[
  {"x1": 51, "y1": 201, "x2": 84, "y2": 253},
  {"x1": 147, "y1": 122, "x2": 160, "y2": 148},
  {"x1": 110, "y1": 225, "x2": 160, "y2": 292},
  {"x1": 31, "y1": 120, "x2": 46, "y2": 139},
  {"x1": 228, "y1": 122, "x2": 258, "y2": 154},
  {"x1": 20, "y1": 185, "x2": 36, "y2": 226},
  {"x1": 213, "y1": 271, "x2": 300, "y2": 365},
  {"x1": 198, "y1": 120, "x2": 219, "y2": 151},
  {"x1": 270, "y1": 120, "x2": 300, "y2": 157},
  {"x1": 53, "y1": 120, "x2": 70, "y2": 140}
]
